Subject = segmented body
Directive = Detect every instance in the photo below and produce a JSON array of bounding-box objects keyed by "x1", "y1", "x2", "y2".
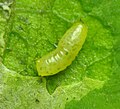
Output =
[{"x1": 36, "y1": 21, "x2": 88, "y2": 76}]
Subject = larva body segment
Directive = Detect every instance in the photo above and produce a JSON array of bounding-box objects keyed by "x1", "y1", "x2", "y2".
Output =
[{"x1": 36, "y1": 21, "x2": 88, "y2": 76}]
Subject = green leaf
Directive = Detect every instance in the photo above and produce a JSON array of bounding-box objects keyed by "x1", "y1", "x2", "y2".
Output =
[
  {"x1": 0, "y1": 0, "x2": 119, "y2": 109},
  {"x1": 0, "y1": 62, "x2": 104, "y2": 109}
]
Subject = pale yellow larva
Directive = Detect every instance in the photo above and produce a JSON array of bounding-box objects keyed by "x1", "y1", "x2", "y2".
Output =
[{"x1": 36, "y1": 21, "x2": 88, "y2": 76}]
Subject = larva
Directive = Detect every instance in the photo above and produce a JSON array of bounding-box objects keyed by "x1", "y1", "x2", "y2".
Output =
[{"x1": 36, "y1": 21, "x2": 88, "y2": 76}]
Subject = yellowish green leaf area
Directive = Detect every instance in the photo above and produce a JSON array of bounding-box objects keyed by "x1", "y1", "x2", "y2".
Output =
[
  {"x1": 0, "y1": 0, "x2": 7, "y2": 61},
  {"x1": 0, "y1": 0, "x2": 119, "y2": 109}
]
